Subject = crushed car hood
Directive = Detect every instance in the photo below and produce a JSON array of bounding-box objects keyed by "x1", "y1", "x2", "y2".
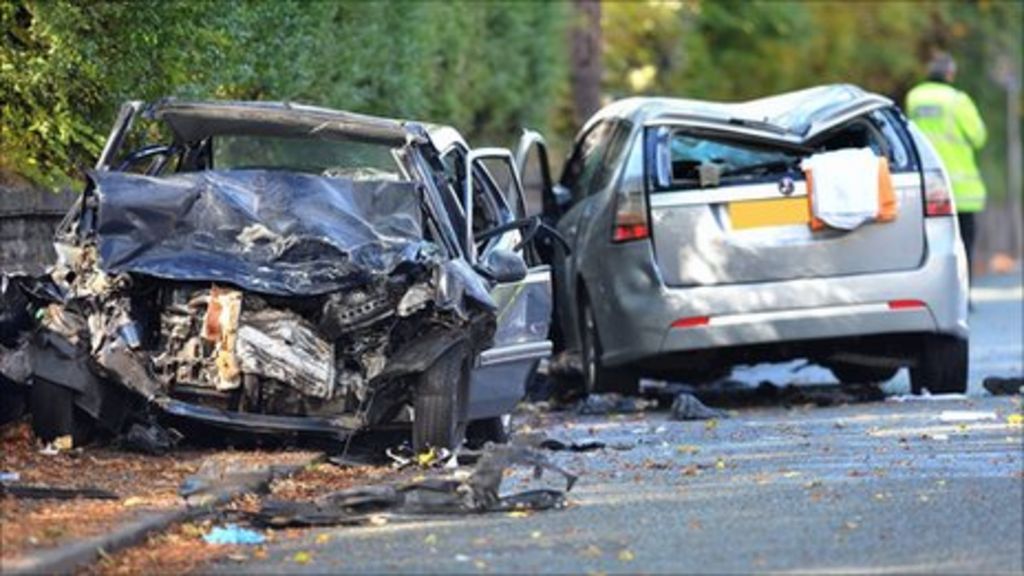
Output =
[{"x1": 90, "y1": 169, "x2": 474, "y2": 298}]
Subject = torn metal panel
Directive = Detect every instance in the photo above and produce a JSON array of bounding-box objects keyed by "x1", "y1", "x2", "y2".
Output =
[
  {"x1": 202, "y1": 286, "x2": 242, "y2": 391},
  {"x1": 235, "y1": 309, "x2": 335, "y2": 400},
  {"x1": 90, "y1": 170, "x2": 436, "y2": 297}
]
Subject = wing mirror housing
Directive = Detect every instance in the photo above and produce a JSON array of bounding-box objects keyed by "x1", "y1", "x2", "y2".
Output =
[
  {"x1": 474, "y1": 248, "x2": 528, "y2": 284},
  {"x1": 552, "y1": 183, "x2": 572, "y2": 209}
]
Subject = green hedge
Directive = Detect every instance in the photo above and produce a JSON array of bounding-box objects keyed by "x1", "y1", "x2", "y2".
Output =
[{"x1": 1, "y1": 0, "x2": 567, "y2": 188}]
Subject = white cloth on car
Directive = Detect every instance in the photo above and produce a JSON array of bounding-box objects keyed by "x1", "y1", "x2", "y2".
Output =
[{"x1": 801, "y1": 147, "x2": 880, "y2": 230}]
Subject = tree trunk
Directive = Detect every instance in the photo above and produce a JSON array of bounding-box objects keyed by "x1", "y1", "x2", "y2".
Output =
[
  {"x1": 569, "y1": 0, "x2": 602, "y2": 128},
  {"x1": 1004, "y1": 71, "x2": 1022, "y2": 260}
]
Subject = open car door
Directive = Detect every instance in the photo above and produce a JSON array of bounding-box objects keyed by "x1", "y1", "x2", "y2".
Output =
[{"x1": 459, "y1": 148, "x2": 553, "y2": 423}]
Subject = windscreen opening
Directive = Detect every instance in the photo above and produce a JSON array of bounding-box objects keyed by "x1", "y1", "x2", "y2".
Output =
[{"x1": 213, "y1": 135, "x2": 402, "y2": 179}]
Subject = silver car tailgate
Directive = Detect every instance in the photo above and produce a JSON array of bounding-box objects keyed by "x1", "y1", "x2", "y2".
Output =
[
  {"x1": 647, "y1": 117, "x2": 925, "y2": 287},
  {"x1": 649, "y1": 174, "x2": 925, "y2": 286}
]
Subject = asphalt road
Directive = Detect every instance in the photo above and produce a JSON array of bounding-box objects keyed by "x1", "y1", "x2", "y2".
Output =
[{"x1": 216, "y1": 274, "x2": 1023, "y2": 574}]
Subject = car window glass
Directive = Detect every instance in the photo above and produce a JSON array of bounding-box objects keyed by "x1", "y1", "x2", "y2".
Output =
[
  {"x1": 589, "y1": 121, "x2": 633, "y2": 196},
  {"x1": 871, "y1": 109, "x2": 914, "y2": 171},
  {"x1": 560, "y1": 121, "x2": 613, "y2": 203},
  {"x1": 440, "y1": 147, "x2": 502, "y2": 239}
]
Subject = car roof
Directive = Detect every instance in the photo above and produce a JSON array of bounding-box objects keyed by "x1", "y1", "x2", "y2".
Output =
[
  {"x1": 148, "y1": 99, "x2": 439, "y2": 146},
  {"x1": 590, "y1": 84, "x2": 893, "y2": 138}
]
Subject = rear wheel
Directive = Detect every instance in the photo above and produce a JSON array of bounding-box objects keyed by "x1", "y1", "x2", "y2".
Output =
[
  {"x1": 580, "y1": 300, "x2": 638, "y2": 396},
  {"x1": 910, "y1": 336, "x2": 968, "y2": 395},
  {"x1": 412, "y1": 346, "x2": 470, "y2": 453},
  {"x1": 828, "y1": 364, "x2": 899, "y2": 385},
  {"x1": 30, "y1": 378, "x2": 93, "y2": 445}
]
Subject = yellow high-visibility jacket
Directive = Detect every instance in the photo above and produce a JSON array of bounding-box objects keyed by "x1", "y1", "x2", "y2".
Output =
[{"x1": 905, "y1": 81, "x2": 988, "y2": 213}]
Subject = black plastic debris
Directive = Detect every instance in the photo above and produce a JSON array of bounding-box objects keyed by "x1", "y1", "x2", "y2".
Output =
[
  {"x1": 120, "y1": 422, "x2": 183, "y2": 455},
  {"x1": 577, "y1": 393, "x2": 654, "y2": 415},
  {"x1": 668, "y1": 393, "x2": 726, "y2": 421},
  {"x1": 251, "y1": 443, "x2": 577, "y2": 528},
  {"x1": 983, "y1": 376, "x2": 1023, "y2": 396},
  {"x1": 537, "y1": 439, "x2": 606, "y2": 452}
]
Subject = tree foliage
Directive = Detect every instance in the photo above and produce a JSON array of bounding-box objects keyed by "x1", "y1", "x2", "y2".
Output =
[
  {"x1": 0, "y1": 0, "x2": 567, "y2": 188},
  {"x1": 604, "y1": 0, "x2": 1022, "y2": 201}
]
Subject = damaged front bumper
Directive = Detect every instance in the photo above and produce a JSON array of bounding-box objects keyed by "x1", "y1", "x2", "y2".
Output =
[{"x1": 1, "y1": 169, "x2": 497, "y2": 440}]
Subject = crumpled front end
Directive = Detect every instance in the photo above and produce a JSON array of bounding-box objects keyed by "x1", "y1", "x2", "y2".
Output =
[{"x1": 3, "y1": 170, "x2": 496, "y2": 437}]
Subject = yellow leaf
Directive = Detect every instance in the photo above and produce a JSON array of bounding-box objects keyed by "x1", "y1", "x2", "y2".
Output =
[
  {"x1": 293, "y1": 551, "x2": 313, "y2": 565},
  {"x1": 54, "y1": 435, "x2": 73, "y2": 451},
  {"x1": 423, "y1": 533, "x2": 438, "y2": 545},
  {"x1": 675, "y1": 445, "x2": 700, "y2": 455},
  {"x1": 1008, "y1": 413, "x2": 1023, "y2": 427},
  {"x1": 416, "y1": 447, "x2": 438, "y2": 467},
  {"x1": 531, "y1": 531, "x2": 542, "y2": 539},
  {"x1": 704, "y1": 419, "x2": 718, "y2": 431},
  {"x1": 581, "y1": 544, "x2": 603, "y2": 557},
  {"x1": 506, "y1": 510, "x2": 531, "y2": 519},
  {"x1": 474, "y1": 560, "x2": 488, "y2": 570},
  {"x1": 618, "y1": 549, "x2": 635, "y2": 561},
  {"x1": 715, "y1": 459, "x2": 726, "y2": 470},
  {"x1": 315, "y1": 533, "x2": 331, "y2": 545},
  {"x1": 122, "y1": 496, "x2": 146, "y2": 508}
]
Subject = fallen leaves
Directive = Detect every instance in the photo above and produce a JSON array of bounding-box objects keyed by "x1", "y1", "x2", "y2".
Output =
[
  {"x1": 292, "y1": 550, "x2": 313, "y2": 565},
  {"x1": 580, "y1": 544, "x2": 603, "y2": 558},
  {"x1": 618, "y1": 549, "x2": 635, "y2": 562},
  {"x1": 1008, "y1": 413, "x2": 1023, "y2": 427}
]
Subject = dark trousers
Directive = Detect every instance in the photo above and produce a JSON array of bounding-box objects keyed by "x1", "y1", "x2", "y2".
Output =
[{"x1": 957, "y1": 212, "x2": 976, "y2": 286}]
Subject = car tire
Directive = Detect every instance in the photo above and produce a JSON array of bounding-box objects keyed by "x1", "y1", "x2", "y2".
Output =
[
  {"x1": 412, "y1": 345, "x2": 470, "y2": 453},
  {"x1": 466, "y1": 415, "x2": 510, "y2": 449},
  {"x1": 30, "y1": 378, "x2": 93, "y2": 445},
  {"x1": 828, "y1": 364, "x2": 899, "y2": 385},
  {"x1": 580, "y1": 299, "x2": 638, "y2": 396},
  {"x1": 910, "y1": 336, "x2": 968, "y2": 395}
]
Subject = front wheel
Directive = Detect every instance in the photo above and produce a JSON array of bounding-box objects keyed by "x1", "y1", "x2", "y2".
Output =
[
  {"x1": 465, "y1": 415, "x2": 510, "y2": 449},
  {"x1": 412, "y1": 345, "x2": 470, "y2": 453},
  {"x1": 910, "y1": 336, "x2": 968, "y2": 395},
  {"x1": 30, "y1": 378, "x2": 93, "y2": 445},
  {"x1": 580, "y1": 300, "x2": 638, "y2": 396}
]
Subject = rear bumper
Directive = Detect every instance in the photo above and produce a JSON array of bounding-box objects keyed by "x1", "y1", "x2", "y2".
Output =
[{"x1": 597, "y1": 218, "x2": 968, "y2": 367}]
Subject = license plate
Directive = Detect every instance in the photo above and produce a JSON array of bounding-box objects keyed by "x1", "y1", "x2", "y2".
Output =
[{"x1": 728, "y1": 197, "x2": 809, "y2": 230}]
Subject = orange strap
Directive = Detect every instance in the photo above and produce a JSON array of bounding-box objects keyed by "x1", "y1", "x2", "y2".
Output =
[{"x1": 806, "y1": 156, "x2": 897, "y2": 231}]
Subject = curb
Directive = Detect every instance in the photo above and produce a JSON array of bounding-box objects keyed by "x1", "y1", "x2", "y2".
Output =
[{"x1": 1, "y1": 457, "x2": 320, "y2": 575}]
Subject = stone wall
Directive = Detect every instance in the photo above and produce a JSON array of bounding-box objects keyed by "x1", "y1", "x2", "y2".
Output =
[{"x1": 0, "y1": 187, "x2": 77, "y2": 275}]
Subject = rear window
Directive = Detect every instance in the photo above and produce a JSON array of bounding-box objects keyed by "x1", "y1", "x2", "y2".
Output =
[
  {"x1": 653, "y1": 129, "x2": 802, "y2": 191},
  {"x1": 213, "y1": 135, "x2": 401, "y2": 178}
]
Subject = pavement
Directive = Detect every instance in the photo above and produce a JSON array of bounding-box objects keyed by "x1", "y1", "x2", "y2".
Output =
[{"x1": 209, "y1": 273, "x2": 1023, "y2": 574}]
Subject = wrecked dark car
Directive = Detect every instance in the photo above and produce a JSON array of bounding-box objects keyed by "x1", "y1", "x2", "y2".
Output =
[{"x1": 0, "y1": 100, "x2": 554, "y2": 452}]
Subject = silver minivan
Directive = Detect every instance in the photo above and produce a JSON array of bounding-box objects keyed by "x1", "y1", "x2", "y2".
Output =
[{"x1": 533, "y1": 85, "x2": 969, "y2": 397}]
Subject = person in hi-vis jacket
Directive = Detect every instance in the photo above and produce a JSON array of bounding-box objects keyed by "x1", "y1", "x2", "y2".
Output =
[{"x1": 906, "y1": 52, "x2": 988, "y2": 285}]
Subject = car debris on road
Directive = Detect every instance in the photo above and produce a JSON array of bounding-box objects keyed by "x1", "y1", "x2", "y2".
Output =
[{"x1": 252, "y1": 441, "x2": 578, "y2": 528}]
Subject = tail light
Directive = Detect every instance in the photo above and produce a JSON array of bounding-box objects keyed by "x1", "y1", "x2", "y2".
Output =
[
  {"x1": 923, "y1": 168, "x2": 953, "y2": 217},
  {"x1": 612, "y1": 186, "x2": 650, "y2": 243}
]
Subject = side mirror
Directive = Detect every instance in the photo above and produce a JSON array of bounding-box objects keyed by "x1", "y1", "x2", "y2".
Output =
[
  {"x1": 552, "y1": 184, "x2": 572, "y2": 209},
  {"x1": 475, "y1": 248, "x2": 528, "y2": 284}
]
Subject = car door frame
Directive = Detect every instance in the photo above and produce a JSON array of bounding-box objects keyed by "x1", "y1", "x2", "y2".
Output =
[{"x1": 459, "y1": 147, "x2": 554, "y2": 420}]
